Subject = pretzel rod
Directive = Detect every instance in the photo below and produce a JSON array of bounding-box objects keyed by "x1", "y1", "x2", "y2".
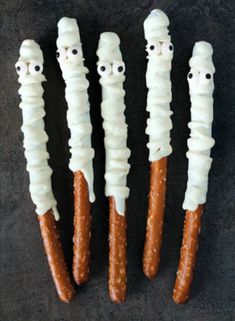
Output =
[
  {"x1": 173, "y1": 206, "x2": 203, "y2": 304},
  {"x1": 109, "y1": 197, "x2": 127, "y2": 303},
  {"x1": 73, "y1": 170, "x2": 91, "y2": 284},
  {"x1": 96, "y1": 33, "x2": 130, "y2": 302},
  {"x1": 143, "y1": 9, "x2": 173, "y2": 277},
  {"x1": 173, "y1": 42, "x2": 215, "y2": 303},
  {"x1": 38, "y1": 210, "x2": 75, "y2": 302},
  {"x1": 56, "y1": 18, "x2": 95, "y2": 285},
  {"x1": 143, "y1": 157, "x2": 167, "y2": 278},
  {"x1": 15, "y1": 40, "x2": 75, "y2": 302}
]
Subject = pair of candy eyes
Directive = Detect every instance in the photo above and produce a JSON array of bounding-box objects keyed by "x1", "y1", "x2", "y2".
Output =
[
  {"x1": 146, "y1": 42, "x2": 174, "y2": 56},
  {"x1": 15, "y1": 61, "x2": 42, "y2": 76},
  {"x1": 188, "y1": 71, "x2": 213, "y2": 84},
  {"x1": 97, "y1": 62, "x2": 125, "y2": 77},
  {"x1": 56, "y1": 46, "x2": 81, "y2": 61}
]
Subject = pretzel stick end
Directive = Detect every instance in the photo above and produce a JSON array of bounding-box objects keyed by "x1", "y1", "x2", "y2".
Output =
[
  {"x1": 38, "y1": 210, "x2": 75, "y2": 303},
  {"x1": 173, "y1": 205, "x2": 203, "y2": 304},
  {"x1": 109, "y1": 197, "x2": 127, "y2": 303},
  {"x1": 143, "y1": 157, "x2": 167, "y2": 279},
  {"x1": 73, "y1": 170, "x2": 91, "y2": 285}
]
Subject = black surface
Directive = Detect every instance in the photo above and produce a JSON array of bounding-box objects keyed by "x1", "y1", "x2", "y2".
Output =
[{"x1": 1, "y1": 1, "x2": 235, "y2": 320}]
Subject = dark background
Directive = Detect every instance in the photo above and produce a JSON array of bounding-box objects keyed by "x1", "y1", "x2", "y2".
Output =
[{"x1": 0, "y1": 0, "x2": 235, "y2": 320}]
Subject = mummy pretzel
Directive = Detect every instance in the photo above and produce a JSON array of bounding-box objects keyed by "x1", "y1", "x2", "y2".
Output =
[
  {"x1": 142, "y1": 9, "x2": 173, "y2": 278},
  {"x1": 56, "y1": 17, "x2": 95, "y2": 285},
  {"x1": 15, "y1": 40, "x2": 75, "y2": 302},
  {"x1": 173, "y1": 41, "x2": 215, "y2": 304},
  {"x1": 97, "y1": 32, "x2": 130, "y2": 303}
]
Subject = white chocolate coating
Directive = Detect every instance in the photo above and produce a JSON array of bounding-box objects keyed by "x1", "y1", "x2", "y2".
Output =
[
  {"x1": 97, "y1": 32, "x2": 130, "y2": 215},
  {"x1": 183, "y1": 41, "x2": 215, "y2": 211},
  {"x1": 144, "y1": 9, "x2": 173, "y2": 161},
  {"x1": 56, "y1": 17, "x2": 95, "y2": 202},
  {"x1": 15, "y1": 40, "x2": 59, "y2": 220}
]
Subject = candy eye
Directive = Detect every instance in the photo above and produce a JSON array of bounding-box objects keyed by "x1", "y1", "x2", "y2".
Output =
[
  {"x1": 112, "y1": 61, "x2": 125, "y2": 75},
  {"x1": 56, "y1": 47, "x2": 67, "y2": 61},
  {"x1": 199, "y1": 71, "x2": 213, "y2": 85},
  {"x1": 29, "y1": 62, "x2": 43, "y2": 75},
  {"x1": 188, "y1": 72, "x2": 193, "y2": 79},
  {"x1": 187, "y1": 71, "x2": 199, "y2": 83},
  {"x1": 67, "y1": 46, "x2": 82, "y2": 61},
  {"x1": 15, "y1": 61, "x2": 28, "y2": 76},
  {"x1": 146, "y1": 42, "x2": 161, "y2": 55},
  {"x1": 97, "y1": 62, "x2": 112, "y2": 77},
  {"x1": 162, "y1": 42, "x2": 174, "y2": 56}
]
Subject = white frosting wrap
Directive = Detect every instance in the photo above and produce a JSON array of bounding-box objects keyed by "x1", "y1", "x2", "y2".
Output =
[
  {"x1": 56, "y1": 17, "x2": 95, "y2": 202},
  {"x1": 15, "y1": 40, "x2": 59, "y2": 220},
  {"x1": 144, "y1": 9, "x2": 173, "y2": 161},
  {"x1": 183, "y1": 41, "x2": 215, "y2": 211},
  {"x1": 97, "y1": 32, "x2": 130, "y2": 215}
]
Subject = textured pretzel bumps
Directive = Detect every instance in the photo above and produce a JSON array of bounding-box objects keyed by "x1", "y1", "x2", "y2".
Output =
[
  {"x1": 173, "y1": 205, "x2": 203, "y2": 304},
  {"x1": 73, "y1": 171, "x2": 91, "y2": 285},
  {"x1": 38, "y1": 210, "x2": 75, "y2": 303},
  {"x1": 109, "y1": 197, "x2": 127, "y2": 303},
  {"x1": 143, "y1": 157, "x2": 167, "y2": 278}
]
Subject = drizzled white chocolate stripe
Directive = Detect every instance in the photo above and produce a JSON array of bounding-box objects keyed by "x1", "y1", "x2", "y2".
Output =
[
  {"x1": 15, "y1": 40, "x2": 59, "y2": 220},
  {"x1": 183, "y1": 41, "x2": 215, "y2": 211},
  {"x1": 97, "y1": 32, "x2": 130, "y2": 215},
  {"x1": 56, "y1": 17, "x2": 95, "y2": 202},
  {"x1": 144, "y1": 9, "x2": 173, "y2": 161}
]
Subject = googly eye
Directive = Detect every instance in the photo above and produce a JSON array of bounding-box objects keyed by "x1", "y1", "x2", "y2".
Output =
[
  {"x1": 188, "y1": 72, "x2": 193, "y2": 80},
  {"x1": 199, "y1": 71, "x2": 213, "y2": 85},
  {"x1": 15, "y1": 61, "x2": 28, "y2": 76},
  {"x1": 187, "y1": 71, "x2": 199, "y2": 83},
  {"x1": 112, "y1": 61, "x2": 125, "y2": 76},
  {"x1": 67, "y1": 46, "x2": 82, "y2": 61},
  {"x1": 97, "y1": 62, "x2": 112, "y2": 77},
  {"x1": 29, "y1": 62, "x2": 43, "y2": 75},
  {"x1": 56, "y1": 47, "x2": 67, "y2": 61},
  {"x1": 146, "y1": 42, "x2": 161, "y2": 55},
  {"x1": 162, "y1": 42, "x2": 174, "y2": 56}
]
